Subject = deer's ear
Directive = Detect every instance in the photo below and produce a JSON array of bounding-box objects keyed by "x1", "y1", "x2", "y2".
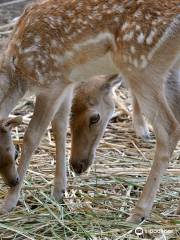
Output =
[
  {"x1": 1, "y1": 116, "x2": 23, "y2": 131},
  {"x1": 101, "y1": 74, "x2": 122, "y2": 93}
]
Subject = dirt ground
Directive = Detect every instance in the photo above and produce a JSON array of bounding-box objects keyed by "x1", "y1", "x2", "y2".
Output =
[{"x1": 0, "y1": 1, "x2": 179, "y2": 239}]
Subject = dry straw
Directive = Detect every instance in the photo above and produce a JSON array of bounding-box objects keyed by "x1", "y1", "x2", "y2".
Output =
[{"x1": 0, "y1": 1, "x2": 179, "y2": 239}]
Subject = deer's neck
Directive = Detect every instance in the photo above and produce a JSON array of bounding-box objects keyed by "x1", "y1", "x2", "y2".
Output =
[{"x1": 0, "y1": 73, "x2": 25, "y2": 119}]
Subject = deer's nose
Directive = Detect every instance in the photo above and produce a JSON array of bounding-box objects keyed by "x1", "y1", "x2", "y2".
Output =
[
  {"x1": 70, "y1": 159, "x2": 89, "y2": 175},
  {"x1": 9, "y1": 176, "x2": 20, "y2": 187}
]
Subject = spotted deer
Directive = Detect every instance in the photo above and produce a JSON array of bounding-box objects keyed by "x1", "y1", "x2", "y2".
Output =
[{"x1": 0, "y1": 0, "x2": 179, "y2": 223}]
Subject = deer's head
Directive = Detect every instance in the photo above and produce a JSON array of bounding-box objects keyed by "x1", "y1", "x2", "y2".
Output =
[{"x1": 70, "y1": 74, "x2": 121, "y2": 174}]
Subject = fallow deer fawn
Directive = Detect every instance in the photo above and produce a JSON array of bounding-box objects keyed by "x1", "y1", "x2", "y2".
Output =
[{"x1": 0, "y1": 0, "x2": 179, "y2": 223}]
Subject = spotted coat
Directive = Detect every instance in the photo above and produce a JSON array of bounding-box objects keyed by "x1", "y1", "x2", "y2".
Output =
[{"x1": 2, "y1": 0, "x2": 180, "y2": 85}]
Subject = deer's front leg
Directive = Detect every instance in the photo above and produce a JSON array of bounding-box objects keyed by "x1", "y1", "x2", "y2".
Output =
[
  {"x1": 0, "y1": 91, "x2": 66, "y2": 213},
  {"x1": 132, "y1": 94, "x2": 150, "y2": 140},
  {"x1": 52, "y1": 88, "x2": 73, "y2": 201},
  {"x1": 126, "y1": 80, "x2": 180, "y2": 223}
]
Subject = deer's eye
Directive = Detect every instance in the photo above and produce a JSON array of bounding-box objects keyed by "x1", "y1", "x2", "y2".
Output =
[
  {"x1": 90, "y1": 114, "x2": 100, "y2": 125},
  {"x1": 14, "y1": 145, "x2": 19, "y2": 160}
]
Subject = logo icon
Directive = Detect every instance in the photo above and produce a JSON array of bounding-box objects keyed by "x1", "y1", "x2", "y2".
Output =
[{"x1": 135, "y1": 227, "x2": 144, "y2": 236}]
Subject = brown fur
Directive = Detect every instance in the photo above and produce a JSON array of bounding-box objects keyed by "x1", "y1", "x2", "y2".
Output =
[
  {"x1": 0, "y1": 0, "x2": 179, "y2": 223},
  {"x1": 70, "y1": 74, "x2": 120, "y2": 173},
  {"x1": 0, "y1": 117, "x2": 22, "y2": 186}
]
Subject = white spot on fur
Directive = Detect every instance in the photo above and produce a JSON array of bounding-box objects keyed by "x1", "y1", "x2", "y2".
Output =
[
  {"x1": 18, "y1": 47, "x2": 23, "y2": 54},
  {"x1": 64, "y1": 26, "x2": 71, "y2": 34},
  {"x1": 137, "y1": 32, "x2": 145, "y2": 43},
  {"x1": 145, "y1": 14, "x2": 151, "y2": 20},
  {"x1": 34, "y1": 36, "x2": 41, "y2": 43},
  {"x1": 26, "y1": 33, "x2": 33, "y2": 39},
  {"x1": 36, "y1": 69, "x2": 44, "y2": 84},
  {"x1": 121, "y1": 22, "x2": 129, "y2": 31},
  {"x1": 116, "y1": 36, "x2": 120, "y2": 42},
  {"x1": 15, "y1": 40, "x2": 21, "y2": 48},
  {"x1": 51, "y1": 54, "x2": 63, "y2": 64},
  {"x1": 152, "y1": 20, "x2": 157, "y2": 26},
  {"x1": 78, "y1": 28, "x2": 83, "y2": 33},
  {"x1": 107, "y1": 9, "x2": 112, "y2": 14},
  {"x1": 146, "y1": 29, "x2": 157, "y2": 45},
  {"x1": 135, "y1": 25, "x2": 141, "y2": 31},
  {"x1": 123, "y1": 31, "x2": 134, "y2": 41},
  {"x1": 10, "y1": 56, "x2": 17, "y2": 70},
  {"x1": 66, "y1": 10, "x2": 74, "y2": 17},
  {"x1": 25, "y1": 18, "x2": 30, "y2": 28},
  {"x1": 134, "y1": 9, "x2": 142, "y2": 17},
  {"x1": 130, "y1": 46, "x2": 136, "y2": 54},
  {"x1": 23, "y1": 45, "x2": 39, "y2": 53},
  {"x1": 26, "y1": 56, "x2": 34, "y2": 66},
  {"x1": 140, "y1": 55, "x2": 148, "y2": 69},
  {"x1": 133, "y1": 58, "x2": 138, "y2": 68},
  {"x1": 51, "y1": 39, "x2": 58, "y2": 48},
  {"x1": 51, "y1": 51, "x2": 74, "y2": 65},
  {"x1": 114, "y1": 16, "x2": 120, "y2": 23},
  {"x1": 112, "y1": 5, "x2": 124, "y2": 13}
]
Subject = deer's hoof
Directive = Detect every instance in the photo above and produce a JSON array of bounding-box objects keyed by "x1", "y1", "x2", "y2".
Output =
[
  {"x1": 134, "y1": 124, "x2": 151, "y2": 141},
  {"x1": 0, "y1": 204, "x2": 13, "y2": 215},
  {"x1": 53, "y1": 188, "x2": 65, "y2": 202},
  {"x1": 53, "y1": 179, "x2": 67, "y2": 202},
  {"x1": 0, "y1": 207, "x2": 8, "y2": 215},
  {"x1": 141, "y1": 132, "x2": 151, "y2": 141},
  {"x1": 126, "y1": 213, "x2": 145, "y2": 224}
]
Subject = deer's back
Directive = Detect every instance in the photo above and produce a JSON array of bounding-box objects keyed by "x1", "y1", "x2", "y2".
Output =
[{"x1": 3, "y1": 0, "x2": 180, "y2": 86}]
